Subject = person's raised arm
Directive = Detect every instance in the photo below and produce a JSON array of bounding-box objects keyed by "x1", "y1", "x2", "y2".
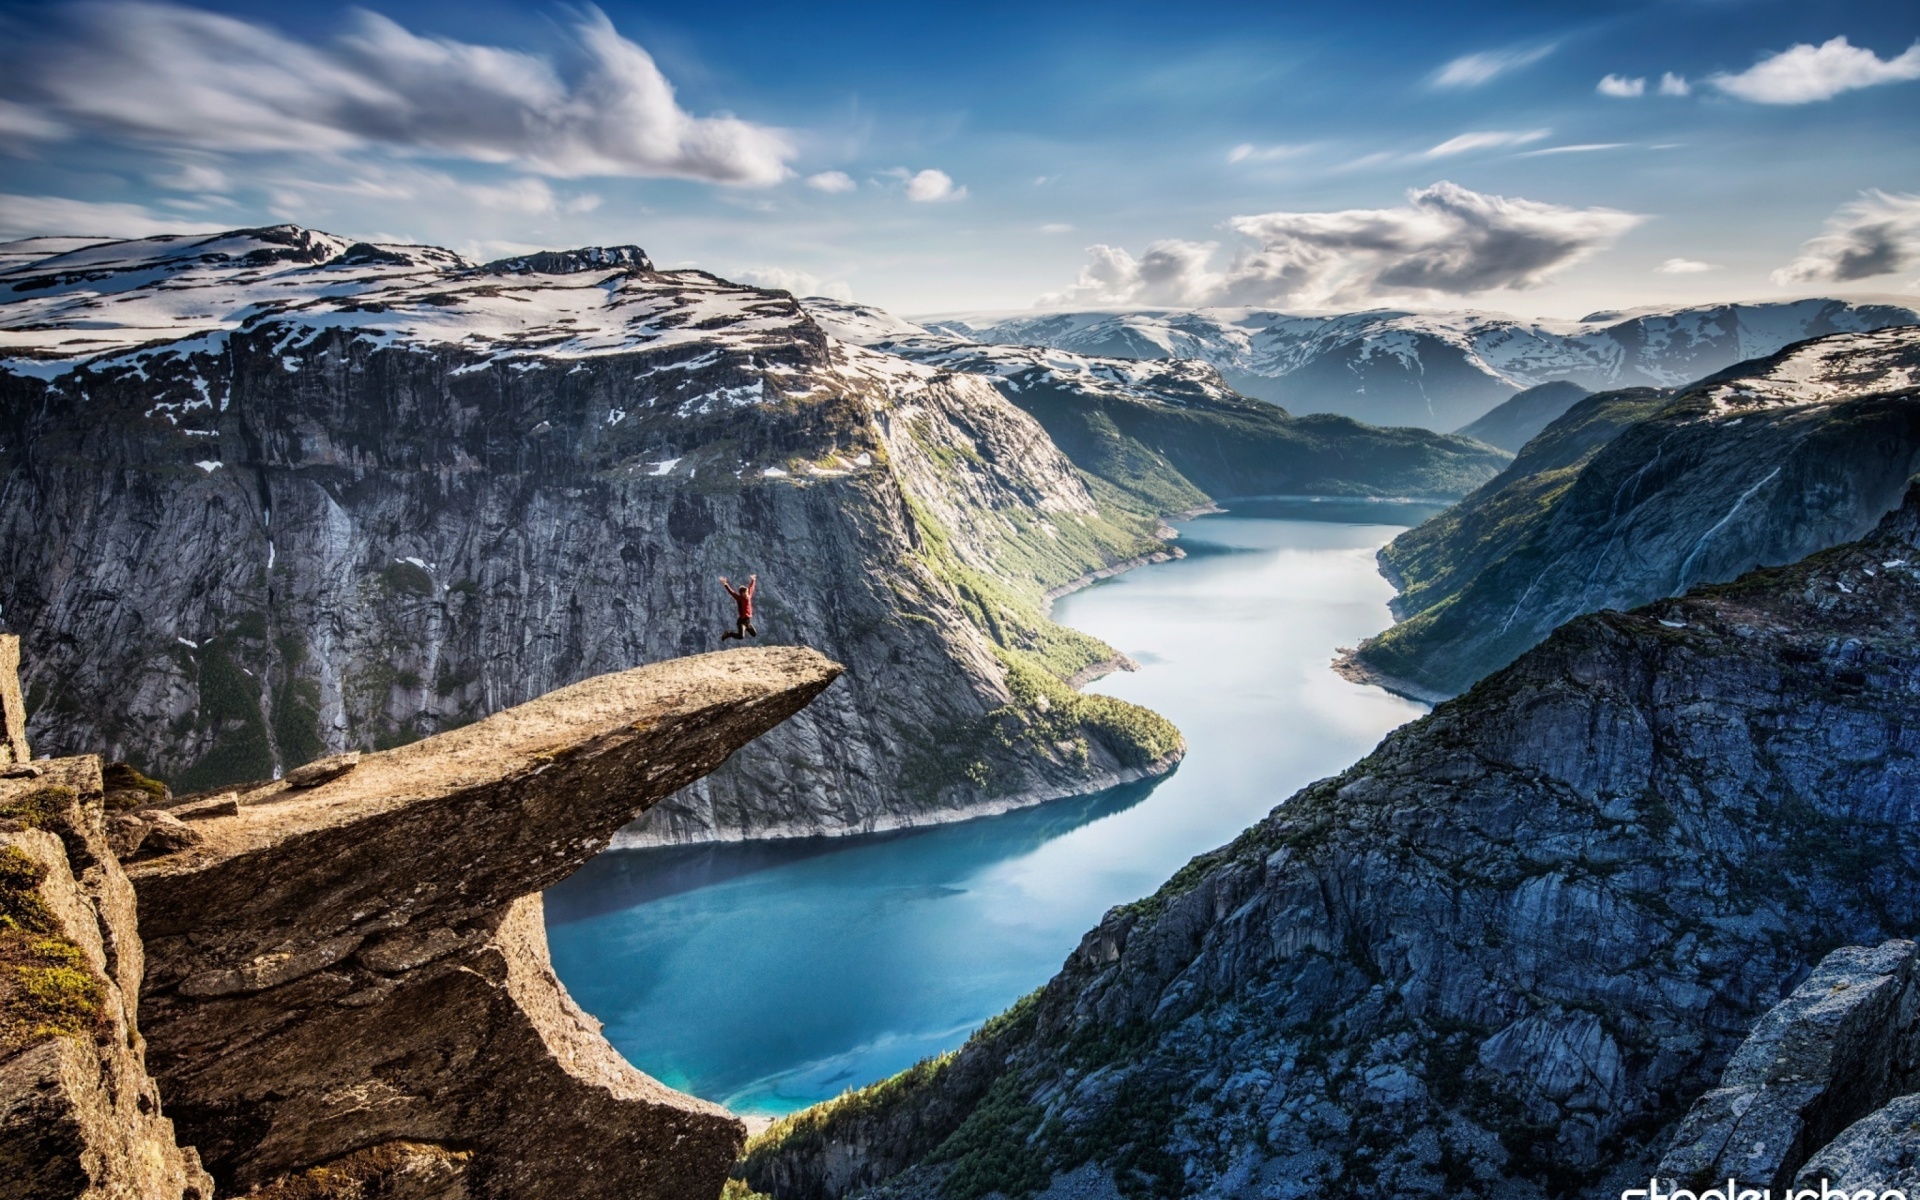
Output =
[
  {"x1": 746, "y1": 574, "x2": 757, "y2": 598},
  {"x1": 718, "y1": 575, "x2": 737, "y2": 598}
]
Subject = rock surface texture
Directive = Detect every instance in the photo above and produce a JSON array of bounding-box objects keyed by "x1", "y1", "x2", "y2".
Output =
[
  {"x1": 115, "y1": 645, "x2": 840, "y2": 1199},
  {"x1": 1, "y1": 634, "x2": 26, "y2": 766},
  {"x1": 1659, "y1": 939, "x2": 1920, "y2": 1191},
  {"x1": 1355, "y1": 325, "x2": 1920, "y2": 696},
  {"x1": 745, "y1": 488, "x2": 1920, "y2": 1200},
  {"x1": 0, "y1": 756, "x2": 212, "y2": 1200},
  {"x1": 0, "y1": 225, "x2": 1186, "y2": 844}
]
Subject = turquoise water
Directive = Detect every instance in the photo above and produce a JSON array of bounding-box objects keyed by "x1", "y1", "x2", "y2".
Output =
[{"x1": 544, "y1": 499, "x2": 1437, "y2": 1116}]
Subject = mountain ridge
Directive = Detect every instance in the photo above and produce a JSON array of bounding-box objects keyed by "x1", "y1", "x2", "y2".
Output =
[
  {"x1": 927, "y1": 298, "x2": 1920, "y2": 431},
  {"x1": 1353, "y1": 323, "x2": 1920, "y2": 697}
]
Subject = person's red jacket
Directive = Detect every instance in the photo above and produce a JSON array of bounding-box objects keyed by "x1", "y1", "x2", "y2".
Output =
[{"x1": 728, "y1": 578, "x2": 756, "y2": 619}]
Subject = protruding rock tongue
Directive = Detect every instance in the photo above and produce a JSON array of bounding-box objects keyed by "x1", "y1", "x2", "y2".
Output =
[{"x1": 126, "y1": 646, "x2": 841, "y2": 1200}]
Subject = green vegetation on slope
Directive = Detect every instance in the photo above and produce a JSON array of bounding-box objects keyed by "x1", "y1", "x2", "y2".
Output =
[
  {"x1": 1375, "y1": 387, "x2": 1673, "y2": 622},
  {"x1": 1006, "y1": 374, "x2": 1509, "y2": 505},
  {"x1": 0, "y1": 791, "x2": 107, "y2": 1061},
  {"x1": 896, "y1": 493, "x2": 1183, "y2": 800}
]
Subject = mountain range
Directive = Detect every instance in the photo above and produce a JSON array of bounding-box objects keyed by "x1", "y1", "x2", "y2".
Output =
[
  {"x1": 930, "y1": 300, "x2": 1920, "y2": 432},
  {"x1": 0, "y1": 224, "x2": 1498, "y2": 844},
  {"x1": 1353, "y1": 323, "x2": 1920, "y2": 697}
]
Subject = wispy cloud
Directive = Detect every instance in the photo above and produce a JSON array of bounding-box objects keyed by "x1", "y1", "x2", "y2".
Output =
[
  {"x1": 1042, "y1": 181, "x2": 1643, "y2": 309},
  {"x1": 1227, "y1": 143, "x2": 1309, "y2": 164},
  {"x1": 149, "y1": 162, "x2": 229, "y2": 192},
  {"x1": 1518, "y1": 143, "x2": 1629, "y2": 158},
  {"x1": 1424, "y1": 129, "x2": 1550, "y2": 158},
  {"x1": 1773, "y1": 190, "x2": 1920, "y2": 283},
  {"x1": 1712, "y1": 36, "x2": 1920, "y2": 104},
  {"x1": 1597, "y1": 74, "x2": 1646, "y2": 98},
  {"x1": 0, "y1": 192, "x2": 224, "y2": 238},
  {"x1": 2, "y1": 2, "x2": 794, "y2": 184},
  {"x1": 1433, "y1": 44, "x2": 1555, "y2": 89},
  {"x1": 806, "y1": 171, "x2": 857, "y2": 194},
  {"x1": 1039, "y1": 223, "x2": 1074, "y2": 234},
  {"x1": 1657, "y1": 258, "x2": 1716, "y2": 274},
  {"x1": 1659, "y1": 72, "x2": 1691, "y2": 96}
]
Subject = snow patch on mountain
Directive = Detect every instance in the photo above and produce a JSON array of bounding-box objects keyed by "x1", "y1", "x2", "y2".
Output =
[{"x1": 923, "y1": 299, "x2": 1920, "y2": 429}]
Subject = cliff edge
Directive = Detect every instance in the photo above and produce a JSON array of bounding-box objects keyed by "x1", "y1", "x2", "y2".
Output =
[{"x1": 3, "y1": 642, "x2": 842, "y2": 1199}]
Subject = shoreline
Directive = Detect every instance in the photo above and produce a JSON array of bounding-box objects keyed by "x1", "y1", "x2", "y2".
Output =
[
  {"x1": 608, "y1": 750, "x2": 1185, "y2": 851},
  {"x1": 1041, "y1": 546, "x2": 1184, "y2": 611},
  {"x1": 619, "y1": 516, "x2": 1203, "y2": 852},
  {"x1": 1330, "y1": 647, "x2": 1454, "y2": 706}
]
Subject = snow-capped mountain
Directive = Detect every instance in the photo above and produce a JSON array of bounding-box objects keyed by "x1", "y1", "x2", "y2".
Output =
[
  {"x1": 805, "y1": 297, "x2": 1509, "y2": 503},
  {"x1": 0, "y1": 225, "x2": 813, "y2": 377},
  {"x1": 1, "y1": 224, "x2": 1192, "y2": 844},
  {"x1": 927, "y1": 300, "x2": 1920, "y2": 432}
]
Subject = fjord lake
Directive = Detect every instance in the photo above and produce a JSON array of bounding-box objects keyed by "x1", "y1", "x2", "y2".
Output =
[{"x1": 545, "y1": 500, "x2": 1439, "y2": 1116}]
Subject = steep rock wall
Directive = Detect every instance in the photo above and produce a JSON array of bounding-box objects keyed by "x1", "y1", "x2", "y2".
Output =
[
  {"x1": 0, "y1": 755, "x2": 211, "y2": 1200},
  {"x1": 2, "y1": 242, "x2": 1179, "y2": 843},
  {"x1": 746, "y1": 487, "x2": 1920, "y2": 1199},
  {"x1": 1355, "y1": 327, "x2": 1920, "y2": 696}
]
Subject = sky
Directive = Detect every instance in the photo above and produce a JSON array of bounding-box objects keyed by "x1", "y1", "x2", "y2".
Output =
[{"x1": 0, "y1": 0, "x2": 1916, "y2": 318}]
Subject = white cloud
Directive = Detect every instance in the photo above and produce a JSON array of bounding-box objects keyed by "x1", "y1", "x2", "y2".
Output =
[
  {"x1": 1042, "y1": 181, "x2": 1643, "y2": 309},
  {"x1": 1434, "y1": 45, "x2": 1555, "y2": 89},
  {"x1": 1657, "y1": 258, "x2": 1716, "y2": 274},
  {"x1": 1772, "y1": 190, "x2": 1920, "y2": 284},
  {"x1": 1039, "y1": 223, "x2": 1074, "y2": 234},
  {"x1": 1597, "y1": 74, "x2": 1646, "y2": 98},
  {"x1": 734, "y1": 265, "x2": 853, "y2": 301},
  {"x1": 1424, "y1": 129, "x2": 1550, "y2": 158},
  {"x1": 8, "y1": 2, "x2": 793, "y2": 184},
  {"x1": 1711, "y1": 36, "x2": 1920, "y2": 104},
  {"x1": 1659, "y1": 72, "x2": 1692, "y2": 96},
  {"x1": 901, "y1": 168, "x2": 965, "y2": 203},
  {"x1": 805, "y1": 170, "x2": 856, "y2": 193},
  {"x1": 0, "y1": 192, "x2": 225, "y2": 238}
]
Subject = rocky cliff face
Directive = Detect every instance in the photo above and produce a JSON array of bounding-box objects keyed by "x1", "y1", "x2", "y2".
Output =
[
  {"x1": 126, "y1": 645, "x2": 839, "y2": 1199},
  {"x1": 1658, "y1": 939, "x2": 1920, "y2": 1192},
  {"x1": 2, "y1": 638, "x2": 842, "y2": 1199},
  {"x1": 933, "y1": 299, "x2": 1920, "y2": 430},
  {"x1": 1353, "y1": 325, "x2": 1920, "y2": 697},
  {"x1": 1, "y1": 225, "x2": 1183, "y2": 844},
  {"x1": 744, "y1": 486, "x2": 1920, "y2": 1200},
  {"x1": 0, "y1": 724, "x2": 212, "y2": 1200},
  {"x1": 808, "y1": 300, "x2": 1510, "y2": 508}
]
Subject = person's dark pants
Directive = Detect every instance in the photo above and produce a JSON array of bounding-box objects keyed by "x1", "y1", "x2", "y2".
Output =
[{"x1": 722, "y1": 617, "x2": 758, "y2": 640}]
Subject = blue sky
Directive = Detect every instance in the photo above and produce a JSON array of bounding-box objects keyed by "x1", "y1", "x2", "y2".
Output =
[{"x1": 0, "y1": 0, "x2": 1916, "y2": 316}]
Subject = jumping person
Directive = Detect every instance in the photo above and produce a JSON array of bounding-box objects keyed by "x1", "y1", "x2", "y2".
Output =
[{"x1": 719, "y1": 574, "x2": 759, "y2": 642}]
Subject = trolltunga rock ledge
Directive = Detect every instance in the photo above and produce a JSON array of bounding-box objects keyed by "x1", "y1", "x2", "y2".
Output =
[{"x1": 124, "y1": 645, "x2": 842, "y2": 1199}]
